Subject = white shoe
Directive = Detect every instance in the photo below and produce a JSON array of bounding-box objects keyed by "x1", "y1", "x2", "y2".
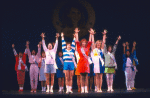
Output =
[
  {"x1": 85, "y1": 91, "x2": 88, "y2": 93},
  {"x1": 97, "y1": 90, "x2": 102, "y2": 93},
  {"x1": 110, "y1": 89, "x2": 114, "y2": 92},
  {"x1": 81, "y1": 91, "x2": 84, "y2": 93},
  {"x1": 66, "y1": 90, "x2": 69, "y2": 94},
  {"x1": 107, "y1": 88, "x2": 111, "y2": 92},
  {"x1": 69, "y1": 90, "x2": 73, "y2": 94},
  {"x1": 127, "y1": 88, "x2": 132, "y2": 90},
  {"x1": 95, "y1": 88, "x2": 97, "y2": 92},
  {"x1": 50, "y1": 89, "x2": 53, "y2": 93},
  {"x1": 46, "y1": 89, "x2": 49, "y2": 92}
]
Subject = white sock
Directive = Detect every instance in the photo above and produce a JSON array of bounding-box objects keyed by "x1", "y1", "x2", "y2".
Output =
[
  {"x1": 51, "y1": 86, "x2": 53, "y2": 90},
  {"x1": 20, "y1": 87, "x2": 23, "y2": 90},
  {"x1": 81, "y1": 87, "x2": 84, "y2": 92},
  {"x1": 59, "y1": 87, "x2": 61, "y2": 91},
  {"x1": 85, "y1": 86, "x2": 87, "y2": 92},
  {"x1": 70, "y1": 86, "x2": 72, "y2": 91},
  {"x1": 47, "y1": 85, "x2": 49, "y2": 90},
  {"x1": 66, "y1": 85, "x2": 69, "y2": 91},
  {"x1": 61, "y1": 87, "x2": 64, "y2": 90},
  {"x1": 95, "y1": 86, "x2": 97, "y2": 89},
  {"x1": 44, "y1": 87, "x2": 46, "y2": 91}
]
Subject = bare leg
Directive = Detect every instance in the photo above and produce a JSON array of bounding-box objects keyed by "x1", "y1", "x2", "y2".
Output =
[
  {"x1": 45, "y1": 73, "x2": 50, "y2": 92},
  {"x1": 58, "y1": 78, "x2": 61, "y2": 91},
  {"x1": 77, "y1": 75, "x2": 81, "y2": 92},
  {"x1": 99, "y1": 74, "x2": 103, "y2": 92},
  {"x1": 50, "y1": 73, "x2": 55, "y2": 92},
  {"x1": 96, "y1": 73, "x2": 100, "y2": 91},
  {"x1": 90, "y1": 76, "x2": 93, "y2": 90},
  {"x1": 64, "y1": 70, "x2": 69, "y2": 93}
]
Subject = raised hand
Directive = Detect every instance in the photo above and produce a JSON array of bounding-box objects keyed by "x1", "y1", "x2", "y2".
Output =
[
  {"x1": 118, "y1": 35, "x2": 121, "y2": 40},
  {"x1": 26, "y1": 41, "x2": 30, "y2": 45},
  {"x1": 88, "y1": 28, "x2": 96, "y2": 35},
  {"x1": 103, "y1": 29, "x2": 108, "y2": 34},
  {"x1": 74, "y1": 28, "x2": 80, "y2": 33},
  {"x1": 61, "y1": 32, "x2": 64, "y2": 37},
  {"x1": 40, "y1": 32, "x2": 45, "y2": 38},
  {"x1": 133, "y1": 41, "x2": 136, "y2": 47},
  {"x1": 122, "y1": 43, "x2": 126, "y2": 47},
  {"x1": 12, "y1": 44, "x2": 15, "y2": 48},
  {"x1": 39, "y1": 41, "x2": 42, "y2": 45},
  {"x1": 56, "y1": 33, "x2": 60, "y2": 38}
]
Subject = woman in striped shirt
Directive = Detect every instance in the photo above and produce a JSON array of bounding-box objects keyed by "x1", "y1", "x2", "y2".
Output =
[{"x1": 61, "y1": 32, "x2": 76, "y2": 94}]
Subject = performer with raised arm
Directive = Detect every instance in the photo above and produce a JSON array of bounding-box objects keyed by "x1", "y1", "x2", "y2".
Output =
[
  {"x1": 56, "y1": 51, "x2": 65, "y2": 93},
  {"x1": 38, "y1": 51, "x2": 46, "y2": 92},
  {"x1": 104, "y1": 30, "x2": 121, "y2": 92},
  {"x1": 12, "y1": 44, "x2": 28, "y2": 92},
  {"x1": 75, "y1": 46, "x2": 81, "y2": 93},
  {"x1": 41, "y1": 33, "x2": 59, "y2": 93},
  {"x1": 61, "y1": 31, "x2": 76, "y2": 94},
  {"x1": 26, "y1": 41, "x2": 41, "y2": 93},
  {"x1": 91, "y1": 29, "x2": 106, "y2": 92},
  {"x1": 75, "y1": 28, "x2": 93, "y2": 93},
  {"x1": 122, "y1": 42, "x2": 139, "y2": 90}
]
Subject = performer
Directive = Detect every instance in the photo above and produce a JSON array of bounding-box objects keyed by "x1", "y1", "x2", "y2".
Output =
[
  {"x1": 75, "y1": 28, "x2": 93, "y2": 93},
  {"x1": 41, "y1": 33, "x2": 59, "y2": 93},
  {"x1": 12, "y1": 44, "x2": 28, "y2": 92},
  {"x1": 88, "y1": 52, "x2": 95, "y2": 92},
  {"x1": 61, "y1": 32, "x2": 76, "y2": 94},
  {"x1": 26, "y1": 41, "x2": 41, "y2": 93},
  {"x1": 122, "y1": 42, "x2": 139, "y2": 90},
  {"x1": 38, "y1": 51, "x2": 46, "y2": 91},
  {"x1": 104, "y1": 30, "x2": 121, "y2": 92},
  {"x1": 91, "y1": 29, "x2": 106, "y2": 92},
  {"x1": 75, "y1": 49, "x2": 81, "y2": 93},
  {"x1": 56, "y1": 51, "x2": 65, "y2": 93}
]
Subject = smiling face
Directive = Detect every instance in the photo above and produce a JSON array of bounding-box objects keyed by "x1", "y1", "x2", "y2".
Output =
[
  {"x1": 81, "y1": 41, "x2": 87, "y2": 47},
  {"x1": 108, "y1": 46, "x2": 112, "y2": 52},
  {"x1": 96, "y1": 40, "x2": 102, "y2": 49},
  {"x1": 19, "y1": 52, "x2": 23, "y2": 58},
  {"x1": 32, "y1": 50, "x2": 36, "y2": 55},
  {"x1": 48, "y1": 43, "x2": 52, "y2": 50},
  {"x1": 126, "y1": 51, "x2": 130, "y2": 57},
  {"x1": 58, "y1": 51, "x2": 63, "y2": 57},
  {"x1": 66, "y1": 43, "x2": 71, "y2": 50},
  {"x1": 42, "y1": 52, "x2": 46, "y2": 58}
]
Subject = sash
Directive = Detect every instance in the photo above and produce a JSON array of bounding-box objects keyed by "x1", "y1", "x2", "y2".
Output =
[
  {"x1": 59, "y1": 57, "x2": 64, "y2": 65},
  {"x1": 108, "y1": 52, "x2": 117, "y2": 69},
  {"x1": 96, "y1": 49, "x2": 104, "y2": 66},
  {"x1": 68, "y1": 52, "x2": 77, "y2": 68},
  {"x1": 81, "y1": 48, "x2": 92, "y2": 64}
]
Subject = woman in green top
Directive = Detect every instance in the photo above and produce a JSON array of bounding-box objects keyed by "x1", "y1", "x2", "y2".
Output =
[{"x1": 103, "y1": 30, "x2": 121, "y2": 92}]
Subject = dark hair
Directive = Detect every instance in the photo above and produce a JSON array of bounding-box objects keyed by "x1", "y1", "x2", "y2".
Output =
[
  {"x1": 107, "y1": 45, "x2": 113, "y2": 51},
  {"x1": 32, "y1": 50, "x2": 37, "y2": 54},
  {"x1": 42, "y1": 51, "x2": 45, "y2": 54},
  {"x1": 66, "y1": 42, "x2": 71, "y2": 45},
  {"x1": 19, "y1": 52, "x2": 23, "y2": 54}
]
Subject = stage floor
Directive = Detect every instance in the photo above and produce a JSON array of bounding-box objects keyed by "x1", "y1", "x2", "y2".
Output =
[{"x1": 2, "y1": 89, "x2": 150, "y2": 97}]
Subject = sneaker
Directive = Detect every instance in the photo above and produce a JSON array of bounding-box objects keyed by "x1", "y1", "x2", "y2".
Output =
[
  {"x1": 127, "y1": 88, "x2": 132, "y2": 90},
  {"x1": 34, "y1": 89, "x2": 37, "y2": 93},
  {"x1": 30, "y1": 89, "x2": 34, "y2": 92},
  {"x1": 46, "y1": 89, "x2": 49, "y2": 93},
  {"x1": 69, "y1": 90, "x2": 73, "y2": 94},
  {"x1": 110, "y1": 89, "x2": 114, "y2": 92},
  {"x1": 97, "y1": 90, "x2": 102, "y2": 93},
  {"x1": 85, "y1": 91, "x2": 88, "y2": 93},
  {"x1": 50, "y1": 89, "x2": 53, "y2": 93},
  {"x1": 66, "y1": 90, "x2": 69, "y2": 94}
]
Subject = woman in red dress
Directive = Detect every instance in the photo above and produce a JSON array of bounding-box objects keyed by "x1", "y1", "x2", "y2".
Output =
[{"x1": 74, "y1": 28, "x2": 95, "y2": 93}]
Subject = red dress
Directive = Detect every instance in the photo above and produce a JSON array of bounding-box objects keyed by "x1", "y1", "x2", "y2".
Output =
[
  {"x1": 76, "y1": 41, "x2": 92, "y2": 73},
  {"x1": 15, "y1": 53, "x2": 27, "y2": 84}
]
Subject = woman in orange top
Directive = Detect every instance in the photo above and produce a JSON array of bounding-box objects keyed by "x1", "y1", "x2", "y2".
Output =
[{"x1": 74, "y1": 28, "x2": 95, "y2": 93}]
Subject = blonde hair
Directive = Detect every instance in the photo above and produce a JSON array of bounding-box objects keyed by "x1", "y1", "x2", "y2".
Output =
[{"x1": 95, "y1": 40, "x2": 102, "y2": 48}]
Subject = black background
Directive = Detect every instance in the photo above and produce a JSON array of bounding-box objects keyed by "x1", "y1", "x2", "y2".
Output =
[{"x1": 1, "y1": 0, "x2": 150, "y2": 91}]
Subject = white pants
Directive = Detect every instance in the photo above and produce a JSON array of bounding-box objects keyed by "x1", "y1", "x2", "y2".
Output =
[
  {"x1": 30, "y1": 64, "x2": 39, "y2": 89},
  {"x1": 106, "y1": 74, "x2": 114, "y2": 88},
  {"x1": 124, "y1": 67, "x2": 135, "y2": 89}
]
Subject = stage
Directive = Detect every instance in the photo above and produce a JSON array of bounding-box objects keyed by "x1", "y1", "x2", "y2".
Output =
[{"x1": 2, "y1": 89, "x2": 150, "y2": 97}]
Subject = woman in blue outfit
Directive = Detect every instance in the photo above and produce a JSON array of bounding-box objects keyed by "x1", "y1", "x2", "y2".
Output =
[
  {"x1": 56, "y1": 51, "x2": 65, "y2": 93},
  {"x1": 122, "y1": 42, "x2": 139, "y2": 90},
  {"x1": 39, "y1": 51, "x2": 46, "y2": 91}
]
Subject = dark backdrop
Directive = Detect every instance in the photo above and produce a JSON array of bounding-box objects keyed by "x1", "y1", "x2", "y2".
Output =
[{"x1": 1, "y1": 0, "x2": 150, "y2": 91}]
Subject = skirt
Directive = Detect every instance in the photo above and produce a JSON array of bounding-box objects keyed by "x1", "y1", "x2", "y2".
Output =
[
  {"x1": 104, "y1": 66, "x2": 115, "y2": 74},
  {"x1": 16, "y1": 70, "x2": 25, "y2": 84},
  {"x1": 39, "y1": 66, "x2": 46, "y2": 81}
]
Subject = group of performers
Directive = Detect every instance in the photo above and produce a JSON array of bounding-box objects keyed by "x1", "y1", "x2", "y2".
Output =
[{"x1": 12, "y1": 28, "x2": 139, "y2": 93}]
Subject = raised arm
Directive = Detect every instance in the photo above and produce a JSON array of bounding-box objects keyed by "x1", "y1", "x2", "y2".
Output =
[
  {"x1": 125, "y1": 42, "x2": 129, "y2": 50},
  {"x1": 12, "y1": 44, "x2": 18, "y2": 56},
  {"x1": 132, "y1": 41, "x2": 136, "y2": 53},
  {"x1": 112, "y1": 35, "x2": 121, "y2": 54},
  {"x1": 71, "y1": 37, "x2": 76, "y2": 52},
  {"x1": 123, "y1": 43, "x2": 126, "y2": 54},
  {"x1": 36, "y1": 42, "x2": 41, "y2": 57},
  {"x1": 61, "y1": 32, "x2": 66, "y2": 51},
  {"x1": 53, "y1": 33, "x2": 59, "y2": 52},
  {"x1": 101, "y1": 30, "x2": 107, "y2": 50},
  {"x1": 26, "y1": 41, "x2": 31, "y2": 57},
  {"x1": 41, "y1": 33, "x2": 48, "y2": 51}
]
